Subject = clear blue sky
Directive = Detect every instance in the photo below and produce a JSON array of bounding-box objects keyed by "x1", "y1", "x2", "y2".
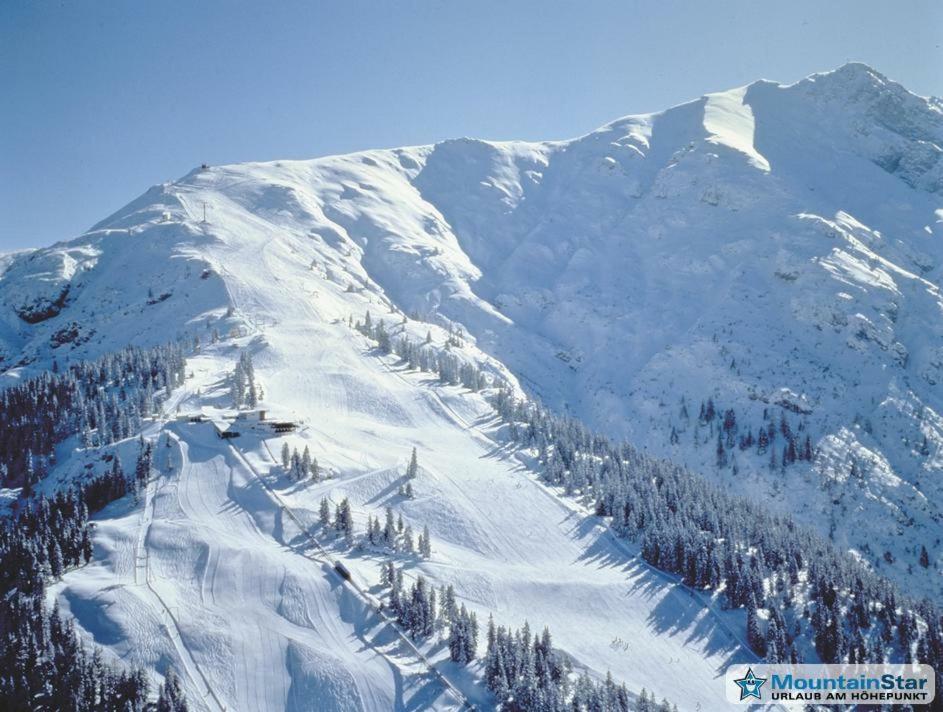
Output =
[{"x1": 2, "y1": 1, "x2": 941, "y2": 251}]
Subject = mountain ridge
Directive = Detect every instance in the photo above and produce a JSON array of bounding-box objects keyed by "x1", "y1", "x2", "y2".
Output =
[{"x1": 1, "y1": 62, "x2": 941, "y2": 606}]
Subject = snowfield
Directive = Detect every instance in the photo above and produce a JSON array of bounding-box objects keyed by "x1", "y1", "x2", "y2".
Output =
[
  {"x1": 47, "y1": 250, "x2": 757, "y2": 710},
  {"x1": 1, "y1": 62, "x2": 941, "y2": 709}
]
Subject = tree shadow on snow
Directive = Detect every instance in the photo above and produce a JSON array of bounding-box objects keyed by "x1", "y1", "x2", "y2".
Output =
[
  {"x1": 479, "y1": 440, "x2": 520, "y2": 462},
  {"x1": 569, "y1": 513, "x2": 750, "y2": 671},
  {"x1": 324, "y1": 571, "x2": 456, "y2": 711},
  {"x1": 644, "y1": 588, "x2": 747, "y2": 671},
  {"x1": 571, "y1": 516, "x2": 637, "y2": 573},
  {"x1": 364, "y1": 473, "x2": 410, "y2": 506}
]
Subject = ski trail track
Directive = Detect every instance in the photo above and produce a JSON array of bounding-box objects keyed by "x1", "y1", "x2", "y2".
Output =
[
  {"x1": 207, "y1": 212, "x2": 752, "y2": 709},
  {"x1": 51, "y1": 183, "x2": 769, "y2": 711}
]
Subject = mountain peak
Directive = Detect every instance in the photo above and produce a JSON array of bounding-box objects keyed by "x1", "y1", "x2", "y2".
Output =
[
  {"x1": 823, "y1": 61, "x2": 888, "y2": 83},
  {"x1": 795, "y1": 61, "x2": 915, "y2": 101},
  {"x1": 771, "y1": 61, "x2": 943, "y2": 150},
  {"x1": 3, "y1": 59, "x2": 943, "y2": 710}
]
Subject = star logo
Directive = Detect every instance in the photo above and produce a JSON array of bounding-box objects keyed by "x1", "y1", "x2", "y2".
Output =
[{"x1": 733, "y1": 667, "x2": 767, "y2": 701}]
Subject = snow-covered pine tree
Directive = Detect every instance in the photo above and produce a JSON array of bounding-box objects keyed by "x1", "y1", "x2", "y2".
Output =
[
  {"x1": 383, "y1": 507, "x2": 396, "y2": 546},
  {"x1": 281, "y1": 442, "x2": 290, "y2": 469},
  {"x1": 156, "y1": 669, "x2": 189, "y2": 712},
  {"x1": 419, "y1": 525, "x2": 431, "y2": 559},
  {"x1": 406, "y1": 447, "x2": 419, "y2": 479}
]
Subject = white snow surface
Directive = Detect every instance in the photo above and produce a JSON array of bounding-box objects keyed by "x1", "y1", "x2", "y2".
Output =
[
  {"x1": 40, "y1": 233, "x2": 754, "y2": 711},
  {"x1": 0, "y1": 62, "x2": 941, "y2": 709}
]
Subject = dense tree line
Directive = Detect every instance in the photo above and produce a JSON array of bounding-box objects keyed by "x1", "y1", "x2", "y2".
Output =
[
  {"x1": 483, "y1": 620, "x2": 677, "y2": 712},
  {"x1": 0, "y1": 594, "x2": 151, "y2": 712},
  {"x1": 0, "y1": 487, "x2": 93, "y2": 595},
  {"x1": 377, "y1": 561, "x2": 671, "y2": 711},
  {"x1": 282, "y1": 315, "x2": 688, "y2": 708},
  {"x1": 0, "y1": 343, "x2": 185, "y2": 489},
  {"x1": 351, "y1": 306, "x2": 941, "y2": 686},
  {"x1": 491, "y1": 388, "x2": 943, "y2": 673},
  {"x1": 0, "y1": 441, "x2": 152, "y2": 596},
  {"x1": 0, "y1": 438, "x2": 188, "y2": 710},
  {"x1": 355, "y1": 311, "x2": 489, "y2": 390},
  {"x1": 155, "y1": 670, "x2": 189, "y2": 712}
]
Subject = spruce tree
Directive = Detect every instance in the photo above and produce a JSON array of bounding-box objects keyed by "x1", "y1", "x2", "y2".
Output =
[
  {"x1": 419, "y1": 525, "x2": 432, "y2": 559},
  {"x1": 281, "y1": 442, "x2": 290, "y2": 469},
  {"x1": 406, "y1": 448, "x2": 419, "y2": 479}
]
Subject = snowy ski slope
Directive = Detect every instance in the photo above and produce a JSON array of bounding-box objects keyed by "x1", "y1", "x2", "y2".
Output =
[
  {"x1": 0, "y1": 62, "x2": 939, "y2": 710},
  {"x1": 47, "y1": 229, "x2": 757, "y2": 710}
]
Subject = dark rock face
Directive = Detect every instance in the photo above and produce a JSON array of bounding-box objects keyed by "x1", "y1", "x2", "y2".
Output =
[{"x1": 15, "y1": 285, "x2": 70, "y2": 324}]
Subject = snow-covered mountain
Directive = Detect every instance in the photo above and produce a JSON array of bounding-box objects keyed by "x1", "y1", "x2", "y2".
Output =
[{"x1": 1, "y1": 62, "x2": 941, "y2": 709}]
